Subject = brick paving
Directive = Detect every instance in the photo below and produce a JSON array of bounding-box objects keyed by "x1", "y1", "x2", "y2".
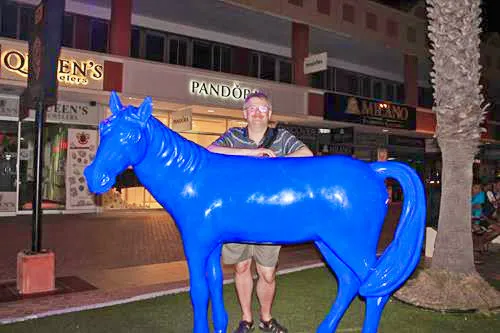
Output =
[{"x1": 0, "y1": 210, "x2": 185, "y2": 281}]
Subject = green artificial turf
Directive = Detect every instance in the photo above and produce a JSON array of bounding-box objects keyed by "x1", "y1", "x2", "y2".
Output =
[{"x1": 0, "y1": 267, "x2": 498, "y2": 332}]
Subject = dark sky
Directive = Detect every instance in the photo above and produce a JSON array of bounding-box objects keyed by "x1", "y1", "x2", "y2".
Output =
[{"x1": 375, "y1": 0, "x2": 499, "y2": 33}]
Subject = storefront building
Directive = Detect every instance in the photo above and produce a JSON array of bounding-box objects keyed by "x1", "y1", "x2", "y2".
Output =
[{"x1": 0, "y1": 0, "x2": 498, "y2": 214}]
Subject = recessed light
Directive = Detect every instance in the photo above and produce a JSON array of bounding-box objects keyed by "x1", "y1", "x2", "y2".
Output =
[
  {"x1": 207, "y1": 109, "x2": 216, "y2": 113},
  {"x1": 382, "y1": 129, "x2": 389, "y2": 133}
]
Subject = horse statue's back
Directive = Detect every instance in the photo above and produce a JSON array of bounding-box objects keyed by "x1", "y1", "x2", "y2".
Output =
[{"x1": 85, "y1": 92, "x2": 426, "y2": 333}]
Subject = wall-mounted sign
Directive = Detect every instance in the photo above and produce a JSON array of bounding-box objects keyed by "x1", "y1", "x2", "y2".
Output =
[
  {"x1": 304, "y1": 52, "x2": 327, "y2": 75},
  {"x1": 0, "y1": 97, "x2": 19, "y2": 118},
  {"x1": 170, "y1": 107, "x2": 192, "y2": 132},
  {"x1": 26, "y1": 101, "x2": 100, "y2": 125},
  {"x1": 189, "y1": 80, "x2": 256, "y2": 102},
  {"x1": 324, "y1": 93, "x2": 416, "y2": 130},
  {"x1": 66, "y1": 128, "x2": 97, "y2": 210},
  {"x1": 0, "y1": 43, "x2": 104, "y2": 90},
  {"x1": 388, "y1": 135, "x2": 425, "y2": 148}
]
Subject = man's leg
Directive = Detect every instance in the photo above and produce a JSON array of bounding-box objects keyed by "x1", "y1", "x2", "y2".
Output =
[
  {"x1": 255, "y1": 263, "x2": 276, "y2": 322},
  {"x1": 222, "y1": 243, "x2": 255, "y2": 324},
  {"x1": 234, "y1": 258, "x2": 254, "y2": 322}
]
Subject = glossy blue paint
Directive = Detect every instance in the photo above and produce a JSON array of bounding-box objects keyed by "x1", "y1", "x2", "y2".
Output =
[{"x1": 84, "y1": 92, "x2": 426, "y2": 333}]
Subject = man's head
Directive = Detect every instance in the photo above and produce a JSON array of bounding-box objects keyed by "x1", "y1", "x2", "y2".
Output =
[
  {"x1": 243, "y1": 91, "x2": 272, "y2": 129},
  {"x1": 472, "y1": 183, "x2": 482, "y2": 195}
]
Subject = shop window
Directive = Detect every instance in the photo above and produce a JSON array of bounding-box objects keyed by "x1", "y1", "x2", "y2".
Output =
[
  {"x1": 169, "y1": 37, "x2": 188, "y2": 66},
  {"x1": 145, "y1": 33, "x2": 165, "y2": 62},
  {"x1": 326, "y1": 67, "x2": 335, "y2": 91},
  {"x1": 407, "y1": 26, "x2": 417, "y2": 43},
  {"x1": 366, "y1": 12, "x2": 377, "y2": 31},
  {"x1": 130, "y1": 27, "x2": 141, "y2": 58},
  {"x1": 386, "y1": 19, "x2": 399, "y2": 39},
  {"x1": 249, "y1": 53, "x2": 259, "y2": 78},
  {"x1": 311, "y1": 71, "x2": 326, "y2": 89},
  {"x1": 418, "y1": 86, "x2": 434, "y2": 108},
  {"x1": 342, "y1": 3, "x2": 355, "y2": 24},
  {"x1": 373, "y1": 81, "x2": 383, "y2": 99},
  {"x1": 227, "y1": 119, "x2": 247, "y2": 129},
  {"x1": 385, "y1": 83, "x2": 395, "y2": 101},
  {"x1": 361, "y1": 77, "x2": 371, "y2": 97},
  {"x1": 189, "y1": 116, "x2": 227, "y2": 134},
  {"x1": 1, "y1": 2, "x2": 18, "y2": 39},
  {"x1": 335, "y1": 68, "x2": 358, "y2": 95},
  {"x1": 0, "y1": 122, "x2": 18, "y2": 212},
  {"x1": 193, "y1": 40, "x2": 212, "y2": 70},
  {"x1": 279, "y1": 60, "x2": 292, "y2": 84},
  {"x1": 260, "y1": 55, "x2": 276, "y2": 81},
  {"x1": 62, "y1": 14, "x2": 74, "y2": 48},
  {"x1": 317, "y1": 0, "x2": 330, "y2": 15},
  {"x1": 396, "y1": 83, "x2": 405, "y2": 104},
  {"x1": 19, "y1": 6, "x2": 34, "y2": 41},
  {"x1": 213, "y1": 44, "x2": 231, "y2": 73},
  {"x1": 90, "y1": 19, "x2": 109, "y2": 53}
]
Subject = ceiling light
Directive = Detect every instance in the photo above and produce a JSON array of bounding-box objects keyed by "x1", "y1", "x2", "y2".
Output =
[
  {"x1": 382, "y1": 129, "x2": 389, "y2": 133},
  {"x1": 207, "y1": 109, "x2": 215, "y2": 113}
]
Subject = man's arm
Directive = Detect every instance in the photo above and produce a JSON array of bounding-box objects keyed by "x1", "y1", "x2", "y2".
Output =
[
  {"x1": 285, "y1": 145, "x2": 314, "y2": 157},
  {"x1": 206, "y1": 145, "x2": 276, "y2": 157}
]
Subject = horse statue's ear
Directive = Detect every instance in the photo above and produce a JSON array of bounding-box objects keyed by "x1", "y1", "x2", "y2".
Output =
[
  {"x1": 137, "y1": 96, "x2": 153, "y2": 125},
  {"x1": 109, "y1": 91, "x2": 123, "y2": 115}
]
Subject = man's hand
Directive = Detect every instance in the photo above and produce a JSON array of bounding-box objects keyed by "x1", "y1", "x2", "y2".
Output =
[{"x1": 252, "y1": 148, "x2": 276, "y2": 158}]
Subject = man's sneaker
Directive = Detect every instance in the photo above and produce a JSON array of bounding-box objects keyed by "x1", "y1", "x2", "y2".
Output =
[
  {"x1": 258, "y1": 318, "x2": 288, "y2": 333},
  {"x1": 233, "y1": 320, "x2": 254, "y2": 333}
]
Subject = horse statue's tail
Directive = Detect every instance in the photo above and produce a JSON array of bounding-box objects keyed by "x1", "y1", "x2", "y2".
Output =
[{"x1": 359, "y1": 162, "x2": 426, "y2": 297}]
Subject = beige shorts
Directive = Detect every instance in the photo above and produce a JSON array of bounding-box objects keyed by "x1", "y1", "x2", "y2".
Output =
[{"x1": 222, "y1": 243, "x2": 281, "y2": 267}]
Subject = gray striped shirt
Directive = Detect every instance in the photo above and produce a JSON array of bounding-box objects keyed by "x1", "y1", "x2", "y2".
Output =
[{"x1": 212, "y1": 127, "x2": 305, "y2": 157}]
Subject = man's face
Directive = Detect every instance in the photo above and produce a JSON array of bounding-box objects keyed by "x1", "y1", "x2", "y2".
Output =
[
  {"x1": 495, "y1": 181, "x2": 500, "y2": 192},
  {"x1": 472, "y1": 184, "x2": 481, "y2": 195},
  {"x1": 243, "y1": 97, "x2": 272, "y2": 127}
]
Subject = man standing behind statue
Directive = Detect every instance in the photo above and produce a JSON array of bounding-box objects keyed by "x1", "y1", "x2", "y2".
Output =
[{"x1": 207, "y1": 91, "x2": 313, "y2": 333}]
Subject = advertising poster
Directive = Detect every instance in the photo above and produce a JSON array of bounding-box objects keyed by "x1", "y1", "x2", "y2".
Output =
[{"x1": 66, "y1": 128, "x2": 97, "y2": 210}]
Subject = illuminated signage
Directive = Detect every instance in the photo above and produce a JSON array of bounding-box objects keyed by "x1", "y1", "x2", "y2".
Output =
[
  {"x1": 189, "y1": 80, "x2": 256, "y2": 101},
  {"x1": 1, "y1": 49, "x2": 103, "y2": 86},
  {"x1": 325, "y1": 93, "x2": 416, "y2": 130}
]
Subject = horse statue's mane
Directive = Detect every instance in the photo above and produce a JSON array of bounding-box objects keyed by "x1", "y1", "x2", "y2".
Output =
[{"x1": 141, "y1": 115, "x2": 208, "y2": 173}]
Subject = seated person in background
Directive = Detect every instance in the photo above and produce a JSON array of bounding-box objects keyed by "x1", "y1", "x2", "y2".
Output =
[{"x1": 471, "y1": 183, "x2": 485, "y2": 224}]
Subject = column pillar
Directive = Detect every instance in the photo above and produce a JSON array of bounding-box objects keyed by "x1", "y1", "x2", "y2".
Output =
[
  {"x1": 404, "y1": 54, "x2": 418, "y2": 106},
  {"x1": 109, "y1": 0, "x2": 132, "y2": 56},
  {"x1": 292, "y1": 22, "x2": 309, "y2": 86}
]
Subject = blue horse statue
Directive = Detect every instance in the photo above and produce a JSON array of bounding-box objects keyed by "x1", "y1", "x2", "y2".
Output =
[{"x1": 84, "y1": 92, "x2": 425, "y2": 333}]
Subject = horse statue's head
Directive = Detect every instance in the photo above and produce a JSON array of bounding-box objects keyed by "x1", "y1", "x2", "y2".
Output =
[{"x1": 84, "y1": 92, "x2": 153, "y2": 194}]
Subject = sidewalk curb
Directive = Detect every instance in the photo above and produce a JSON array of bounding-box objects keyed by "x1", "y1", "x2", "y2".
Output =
[{"x1": 0, "y1": 262, "x2": 325, "y2": 325}]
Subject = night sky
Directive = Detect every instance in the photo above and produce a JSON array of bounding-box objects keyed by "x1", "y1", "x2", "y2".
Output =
[{"x1": 376, "y1": 0, "x2": 499, "y2": 33}]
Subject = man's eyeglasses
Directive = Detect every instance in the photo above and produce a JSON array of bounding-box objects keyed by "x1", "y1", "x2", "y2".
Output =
[{"x1": 245, "y1": 105, "x2": 271, "y2": 113}]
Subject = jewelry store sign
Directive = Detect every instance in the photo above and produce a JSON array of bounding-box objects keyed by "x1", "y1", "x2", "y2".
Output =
[
  {"x1": 189, "y1": 80, "x2": 256, "y2": 102},
  {"x1": 0, "y1": 44, "x2": 104, "y2": 90}
]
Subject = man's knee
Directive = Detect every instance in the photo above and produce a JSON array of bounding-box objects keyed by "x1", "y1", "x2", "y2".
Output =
[
  {"x1": 256, "y1": 264, "x2": 276, "y2": 284},
  {"x1": 234, "y1": 259, "x2": 252, "y2": 275}
]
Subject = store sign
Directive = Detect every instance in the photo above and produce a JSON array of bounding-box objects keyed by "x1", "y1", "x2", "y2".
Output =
[
  {"x1": 66, "y1": 128, "x2": 97, "y2": 210},
  {"x1": 324, "y1": 93, "x2": 416, "y2": 130},
  {"x1": 0, "y1": 44, "x2": 104, "y2": 90},
  {"x1": 189, "y1": 80, "x2": 256, "y2": 102},
  {"x1": 170, "y1": 108, "x2": 192, "y2": 132},
  {"x1": 25, "y1": 101, "x2": 100, "y2": 125},
  {"x1": 388, "y1": 135, "x2": 425, "y2": 148},
  {"x1": 304, "y1": 52, "x2": 327, "y2": 75},
  {"x1": 0, "y1": 97, "x2": 19, "y2": 117}
]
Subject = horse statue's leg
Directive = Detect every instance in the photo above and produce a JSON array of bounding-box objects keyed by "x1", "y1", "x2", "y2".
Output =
[
  {"x1": 185, "y1": 244, "x2": 211, "y2": 333},
  {"x1": 207, "y1": 244, "x2": 228, "y2": 333},
  {"x1": 361, "y1": 296, "x2": 390, "y2": 333},
  {"x1": 315, "y1": 241, "x2": 361, "y2": 333}
]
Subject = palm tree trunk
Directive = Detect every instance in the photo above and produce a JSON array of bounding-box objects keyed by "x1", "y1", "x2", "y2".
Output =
[{"x1": 431, "y1": 139, "x2": 476, "y2": 273}]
